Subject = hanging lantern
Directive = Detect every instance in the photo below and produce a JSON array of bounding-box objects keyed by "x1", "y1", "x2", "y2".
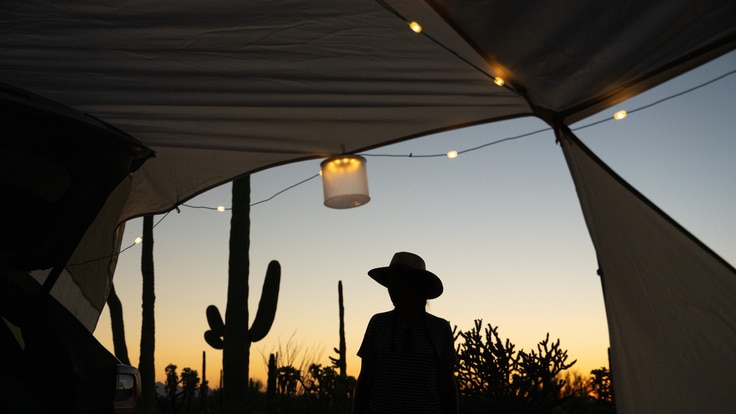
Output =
[{"x1": 320, "y1": 154, "x2": 370, "y2": 209}]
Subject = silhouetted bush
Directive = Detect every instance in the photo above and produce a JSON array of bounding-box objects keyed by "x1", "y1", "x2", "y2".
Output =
[
  {"x1": 160, "y1": 320, "x2": 613, "y2": 414},
  {"x1": 454, "y1": 319, "x2": 594, "y2": 414}
]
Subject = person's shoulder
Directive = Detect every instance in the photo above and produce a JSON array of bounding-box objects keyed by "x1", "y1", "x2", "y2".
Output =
[
  {"x1": 424, "y1": 312, "x2": 451, "y2": 327},
  {"x1": 368, "y1": 310, "x2": 395, "y2": 324},
  {"x1": 370, "y1": 310, "x2": 394, "y2": 320}
]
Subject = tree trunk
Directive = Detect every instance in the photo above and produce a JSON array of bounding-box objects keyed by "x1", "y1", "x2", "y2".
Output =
[
  {"x1": 139, "y1": 215, "x2": 157, "y2": 414},
  {"x1": 106, "y1": 283, "x2": 130, "y2": 365},
  {"x1": 223, "y1": 176, "x2": 251, "y2": 411}
]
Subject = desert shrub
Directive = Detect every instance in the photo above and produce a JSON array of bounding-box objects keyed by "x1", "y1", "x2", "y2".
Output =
[{"x1": 454, "y1": 319, "x2": 578, "y2": 414}]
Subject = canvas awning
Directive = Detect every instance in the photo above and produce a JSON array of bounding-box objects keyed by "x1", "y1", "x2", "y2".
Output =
[{"x1": 559, "y1": 126, "x2": 736, "y2": 413}]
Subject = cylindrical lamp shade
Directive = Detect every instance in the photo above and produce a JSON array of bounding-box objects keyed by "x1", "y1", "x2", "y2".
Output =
[{"x1": 320, "y1": 155, "x2": 370, "y2": 209}]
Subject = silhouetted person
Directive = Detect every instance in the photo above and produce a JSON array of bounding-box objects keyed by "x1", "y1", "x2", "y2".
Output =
[{"x1": 352, "y1": 252, "x2": 459, "y2": 414}]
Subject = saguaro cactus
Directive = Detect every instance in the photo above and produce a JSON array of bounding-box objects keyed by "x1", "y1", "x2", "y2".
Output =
[
  {"x1": 267, "y1": 353, "x2": 277, "y2": 400},
  {"x1": 200, "y1": 351, "x2": 208, "y2": 410},
  {"x1": 204, "y1": 261, "x2": 281, "y2": 350},
  {"x1": 329, "y1": 280, "x2": 346, "y2": 377},
  {"x1": 204, "y1": 261, "x2": 280, "y2": 400},
  {"x1": 202, "y1": 176, "x2": 281, "y2": 411}
]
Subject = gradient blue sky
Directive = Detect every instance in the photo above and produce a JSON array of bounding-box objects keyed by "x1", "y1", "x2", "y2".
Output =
[{"x1": 94, "y1": 50, "x2": 735, "y2": 386}]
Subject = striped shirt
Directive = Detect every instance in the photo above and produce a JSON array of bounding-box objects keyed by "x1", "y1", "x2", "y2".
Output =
[{"x1": 357, "y1": 310, "x2": 457, "y2": 414}]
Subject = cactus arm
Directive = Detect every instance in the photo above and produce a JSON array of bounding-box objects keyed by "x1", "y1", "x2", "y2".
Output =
[
  {"x1": 206, "y1": 305, "x2": 225, "y2": 335},
  {"x1": 204, "y1": 331, "x2": 224, "y2": 349},
  {"x1": 204, "y1": 305, "x2": 225, "y2": 349},
  {"x1": 249, "y1": 260, "x2": 281, "y2": 342}
]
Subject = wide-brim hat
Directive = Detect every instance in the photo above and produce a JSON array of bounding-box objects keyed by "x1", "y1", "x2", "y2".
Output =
[{"x1": 368, "y1": 252, "x2": 443, "y2": 299}]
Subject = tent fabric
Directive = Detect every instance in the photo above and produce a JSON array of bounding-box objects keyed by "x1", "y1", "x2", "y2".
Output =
[
  {"x1": 1, "y1": 1, "x2": 736, "y2": 410},
  {"x1": 2, "y1": 1, "x2": 733, "y2": 311},
  {"x1": 558, "y1": 126, "x2": 736, "y2": 414},
  {"x1": 425, "y1": 0, "x2": 736, "y2": 122},
  {"x1": 2, "y1": 1, "x2": 734, "y2": 227}
]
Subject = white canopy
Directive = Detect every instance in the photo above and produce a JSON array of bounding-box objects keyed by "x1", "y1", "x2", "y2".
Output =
[
  {"x1": 559, "y1": 127, "x2": 736, "y2": 414},
  {"x1": 2, "y1": 1, "x2": 735, "y2": 412}
]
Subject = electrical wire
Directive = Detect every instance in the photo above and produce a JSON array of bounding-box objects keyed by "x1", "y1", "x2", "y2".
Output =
[
  {"x1": 67, "y1": 211, "x2": 172, "y2": 266},
  {"x1": 123, "y1": 67, "x2": 734, "y2": 255},
  {"x1": 62, "y1": 6, "x2": 735, "y2": 266},
  {"x1": 373, "y1": 0, "x2": 520, "y2": 96}
]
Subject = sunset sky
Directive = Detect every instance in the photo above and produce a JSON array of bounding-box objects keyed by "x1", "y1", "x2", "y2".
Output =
[{"x1": 94, "y1": 51, "x2": 735, "y2": 386}]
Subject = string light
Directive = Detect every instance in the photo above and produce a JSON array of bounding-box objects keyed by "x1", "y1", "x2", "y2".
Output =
[
  {"x1": 374, "y1": 0, "x2": 518, "y2": 96},
  {"x1": 173, "y1": 68, "x2": 733, "y2": 215},
  {"x1": 66, "y1": 51, "x2": 734, "y2": 266},
  {"x1": 67, "y1": 210, "x2": 172, "y2": 266},
  {"x1": 61, "y1": 3, "x2": 734, "y2": 270}
]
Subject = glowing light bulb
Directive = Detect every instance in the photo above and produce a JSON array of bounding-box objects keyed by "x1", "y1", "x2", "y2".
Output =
[
  {"x1": 614, "y1": 110, "x2": 627, "y2": 120},
  {"x1": 409, "y1": 21, "x2": 422, "y2": 33},
  {"x1": 493, "y1": 77, "x2": 505, "y2": 87},
  {"x1": 134, "y1": 237, "x2": 143, "y2": 244},
  {"x1": 320, "y1": 154, "x2": 370, "y2": 209},
  {"x1": 216, "y1": 206, "x2": 226, "y2": 212},
  {"x1": 447, "y1": 150, "x2": 458, "y2": 159}
]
